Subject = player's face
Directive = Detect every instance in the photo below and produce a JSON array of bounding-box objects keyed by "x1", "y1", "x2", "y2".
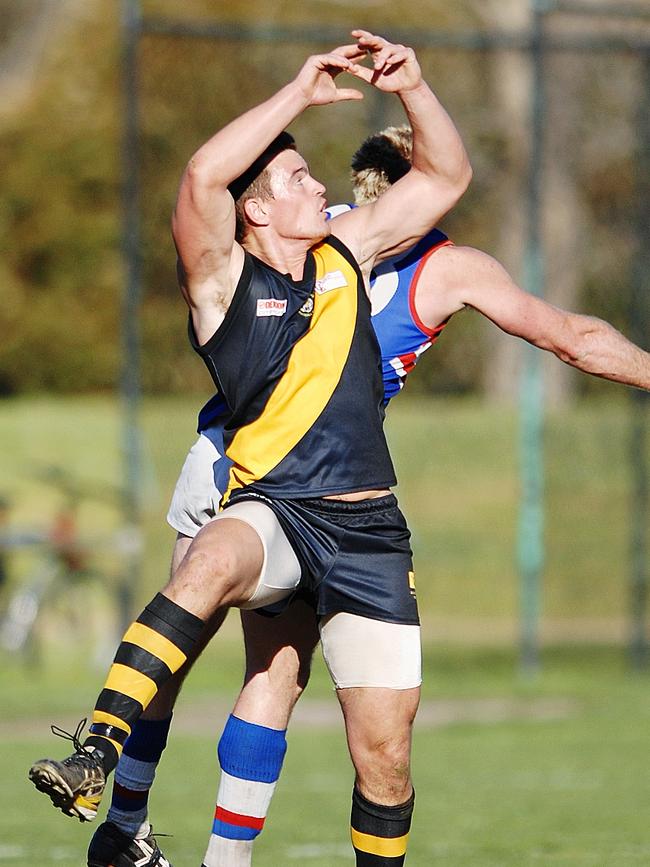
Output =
[{"x1": 266, "y1": 150, "x2": 329, "y2": 242}]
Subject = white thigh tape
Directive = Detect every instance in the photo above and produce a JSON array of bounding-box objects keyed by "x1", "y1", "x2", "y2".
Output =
[{"x1": 320, "y1": 612, "x2": 422, "y2": 689}]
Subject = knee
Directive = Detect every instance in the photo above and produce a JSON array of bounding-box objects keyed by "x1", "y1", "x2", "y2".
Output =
[
  {"x1": 242, "y1": 607, "x2": 318, "y2": 701},
  {"x1": 143, "y1": 676, "x2": 182, "y2": 718},
  {"x1": 170, "y1": 534, "x2": 192, "y2": 577},
  {"x1": 352, "y1": 729, "x2": 413, "y2": 800},
  {"x1": 291, "y1": 642, "x2": 314, "y2": 696},
  {"x1": 364, "y1": 730, "x2": 412, "y2": 771}
]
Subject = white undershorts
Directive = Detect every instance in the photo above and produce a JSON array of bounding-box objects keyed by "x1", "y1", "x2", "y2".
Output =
[
  {"x1": 320, "y1": 612, "x2": 422, "y2": 690},
  {"x1": 209, "y1": 499, "x2": 302, "y2": 610}
]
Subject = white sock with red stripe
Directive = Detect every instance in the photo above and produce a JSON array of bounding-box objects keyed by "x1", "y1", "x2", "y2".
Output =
[{"x1": 202, "y1": 715, "x2": 287, "y2": 867}]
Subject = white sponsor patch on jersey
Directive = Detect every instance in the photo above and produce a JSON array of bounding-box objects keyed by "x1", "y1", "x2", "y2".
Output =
[
  {"x1": 315, "y1": 270, "x2": 347, "y2": 294},
  {"x1": 256, "y1": 298, "x2": 288, "y2": 317}
]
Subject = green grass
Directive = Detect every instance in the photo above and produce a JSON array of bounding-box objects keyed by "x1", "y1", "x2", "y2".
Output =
[
  {"x1": 0, "y1": 392, "x2": 645, "y2": 636},
  {"x1": 3, "y1": 645, "x2": 650, "y2": 865},
  {"x1": 1, "y1": 394, "x2": 649, "y2": 863}
]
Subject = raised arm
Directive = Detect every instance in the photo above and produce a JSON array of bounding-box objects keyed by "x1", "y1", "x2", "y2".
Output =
[
  {"x1": 418, "y1": 245, "x2": 650, "y2": 390},
  {"x1": 172, "y1": 50, "x2": 363, "y2": 344},
  {"x1": 332, "y1": 31, "x2": 472, "y2": 272}
]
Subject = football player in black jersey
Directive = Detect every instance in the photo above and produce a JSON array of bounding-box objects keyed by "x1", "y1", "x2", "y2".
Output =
[{"x1": 30, "y1": 30, "x2": 472, "y2": 867}]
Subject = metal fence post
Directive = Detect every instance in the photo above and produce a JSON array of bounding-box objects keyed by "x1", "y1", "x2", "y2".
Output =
[
  {"x1": 517, "y1": 0, "x2": 549, "y2": 676},
  {"x1": 118, "y1": 0, "x2": 144, "y2": 634}
]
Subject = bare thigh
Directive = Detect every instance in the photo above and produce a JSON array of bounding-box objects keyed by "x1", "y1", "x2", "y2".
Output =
[{"x1": 163, "y1": 517, "x2": 264, "y2": 617}]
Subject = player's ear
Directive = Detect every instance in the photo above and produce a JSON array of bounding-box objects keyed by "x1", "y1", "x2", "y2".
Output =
[{"x1": 243, "y1": 197, "x2": 271, "y2": 228}]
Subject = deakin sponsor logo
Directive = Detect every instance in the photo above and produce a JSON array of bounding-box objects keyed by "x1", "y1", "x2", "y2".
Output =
[{"x1": 256, "y1": 298, "x2": 288, "y2": 317}]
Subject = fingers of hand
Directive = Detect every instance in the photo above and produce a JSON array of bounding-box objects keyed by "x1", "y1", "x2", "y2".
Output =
[
  {"x1": 350, "y1": 29, "x2": 414, "y2": 70},
  {"x1": 345, "y1": 63, "x2": 374, "y2": 85},
  {"x1": 372, "y1": 45, "x2": 411, "y2": 71},
  {"x1": 350, "y1": 28, "x2": 381, "y2": 43},
  {"x1": 351, "y1": 29, "x2": 391, "y2": 57},
  {"x1": 334, "y1": 88, "x2": 364, "y2": 102},
  {"x1": 313, "y1": 52, "x2": 353, "y2": 71},
  {"x1": 332, "y1": 43, "x2": 367, "y2": 61}
]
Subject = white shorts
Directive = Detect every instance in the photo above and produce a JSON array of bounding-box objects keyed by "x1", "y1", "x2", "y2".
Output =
[
  {"x1": 167, "y1": 432, "x2": 224, "y2": 537},
  {"x1": 167, "y1": 433, "x2": 301, "y2": 608}
]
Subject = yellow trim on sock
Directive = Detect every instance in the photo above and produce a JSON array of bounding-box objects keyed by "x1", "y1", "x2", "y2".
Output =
[
  {"x1": 105, "y1": 663, "x2": 158, "y2": 708},
  {"x1": 122, "y1": 622, "x2": 187, "y2": 672},
  {"x1": 351, "y1": 828, "x2": 409, "y2": 858},
  {"x1": 87, "y1": 735, "x2": 124, "y2": 759},
  {"x1": 91, "y1": 710, "x2": 132, "y2": 739}
]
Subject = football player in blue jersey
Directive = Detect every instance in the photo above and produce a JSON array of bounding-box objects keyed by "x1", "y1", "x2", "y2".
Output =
[
  {"x1": 30, "y1": 31, "x2": 474, "y2": 867},
  {"x1": 87, "y1": 125, "x2": 650, "y2": 867}
]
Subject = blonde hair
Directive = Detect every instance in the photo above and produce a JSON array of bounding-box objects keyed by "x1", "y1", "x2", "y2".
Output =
[{"x1": 350, "y1": 126, "x2": 413, "y2": 205}]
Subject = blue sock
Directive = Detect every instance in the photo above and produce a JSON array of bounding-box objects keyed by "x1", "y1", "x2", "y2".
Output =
[{"x1": 106, "y1": 715, "x2": 172, "y2": 837}]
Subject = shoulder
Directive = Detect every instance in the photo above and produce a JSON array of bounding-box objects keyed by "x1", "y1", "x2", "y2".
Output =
[
  {"x1": 410, "y1": 244, "x2": 479, "y2": 328},
  {"x1": 415, "y1": 245, "x2": 526, "y2": 321},
  {"x1": 418, "y1": 243, "x2": 487, "y2": 282}
]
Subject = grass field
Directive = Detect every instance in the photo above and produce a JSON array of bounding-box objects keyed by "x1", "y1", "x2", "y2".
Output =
[
  {"x1": 2, "y1": 644, "x2": 650, "y2": 865},
  {"x1": 0, "y1": 392, "x2": 645, "y2": 636},
  {"x1": 1, "y1": 394, "x2": 649, "y2": 864}
]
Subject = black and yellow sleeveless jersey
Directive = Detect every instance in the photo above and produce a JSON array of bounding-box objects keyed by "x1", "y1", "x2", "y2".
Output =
[{"x1": 189, "y1": 234, "x2": 396, "y2": 502}]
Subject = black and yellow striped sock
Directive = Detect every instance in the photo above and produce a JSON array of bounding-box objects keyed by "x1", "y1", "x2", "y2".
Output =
[
  {"x1": 83, "y1": 593, "x2": 204, "y2": 772},
  {"x1": 350, "y1": 786, "x2": 415, "y2": 866}
]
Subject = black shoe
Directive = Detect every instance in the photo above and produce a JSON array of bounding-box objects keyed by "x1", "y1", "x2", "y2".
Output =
[
  {"x1": 29, "y1": 719, "x2": 107, "y2": 822},
  {"x1": 87, "y1": 822, "x2": 172, "y2": 867}
]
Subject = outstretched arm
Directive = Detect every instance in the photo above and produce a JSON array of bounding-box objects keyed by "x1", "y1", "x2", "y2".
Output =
[
  {"x1": 333, "y1": 31, "x2": 472, "y2": 271},
  {"x1": 418, "y1": 245, "x2": 650, "y2": 390},
  {"x1": 172, "y1": 49, "x2": 364, "y2": 344}
]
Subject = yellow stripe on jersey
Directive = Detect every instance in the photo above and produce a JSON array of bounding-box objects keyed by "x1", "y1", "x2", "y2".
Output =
[
  {"x1": 104, "y1": 663, "x2": 158, "y2": 709},
  {"x1": 351, "y1": 828, "x2": 410, "y2": 857},
  {"x1": 122, "y1": 622, "x2": 187, "y2": 672},
  {"x1": 223, "y1": 243, "x2": 358, "y2": 502}
]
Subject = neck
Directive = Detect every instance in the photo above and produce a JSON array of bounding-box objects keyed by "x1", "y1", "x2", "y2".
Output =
[{"x1": 243, "y1": 234, "x2": 321, "y2": 281}]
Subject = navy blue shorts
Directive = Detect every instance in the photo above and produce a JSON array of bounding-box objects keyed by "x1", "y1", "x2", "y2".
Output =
[{"x1": 226, "y1": 492, "x2": 419, "y2": 625}]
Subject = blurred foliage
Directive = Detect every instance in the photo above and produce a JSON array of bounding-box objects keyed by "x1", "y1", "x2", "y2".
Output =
[{"x1": 0, "y1": 0, "x2": 645, "y2": 395}]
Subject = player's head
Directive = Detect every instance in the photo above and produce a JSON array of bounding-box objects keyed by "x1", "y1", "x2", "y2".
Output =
[
  {"x1": 350, "y1": 125, "x2": 413, "y2": 205},
  {"x1": 228, "y1": 132, "x2": 296, "y2": 242},
  {"x1": 229, "y1": 131, "x2": 328, "y2": 244}
]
